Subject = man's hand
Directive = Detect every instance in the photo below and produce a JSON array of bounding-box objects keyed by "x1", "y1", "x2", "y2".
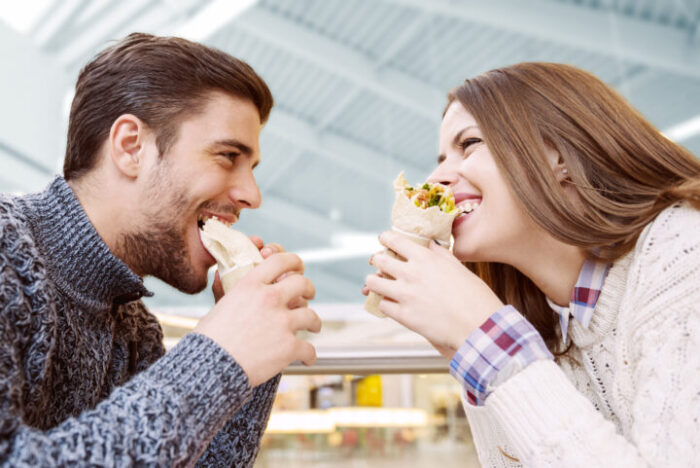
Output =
[
  {"x1": 196, "y1": 252, "x2": 321, "y2": 387},
  {"x1": 212, "y1": 236, "x2": 286, "y2": 303}
]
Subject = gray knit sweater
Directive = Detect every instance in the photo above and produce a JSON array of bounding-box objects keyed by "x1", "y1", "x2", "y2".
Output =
[{"x1": 0, "y1": 177, "x2": 280, "y2": 467}]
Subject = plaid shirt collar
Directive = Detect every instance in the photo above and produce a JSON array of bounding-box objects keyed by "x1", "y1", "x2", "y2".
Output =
[{"x1": 546, "y1": 260, "x2": 611, "y2": 344}]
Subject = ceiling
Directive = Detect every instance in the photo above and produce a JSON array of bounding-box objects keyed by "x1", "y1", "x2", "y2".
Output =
[{"x1": 2, "y1": 0, "x2": 699, "y2": 316}]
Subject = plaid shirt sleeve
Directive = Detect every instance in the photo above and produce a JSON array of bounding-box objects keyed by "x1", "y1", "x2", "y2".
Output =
[{"x1": 449, "y1": 305, "x2": 553, "y2": 406}]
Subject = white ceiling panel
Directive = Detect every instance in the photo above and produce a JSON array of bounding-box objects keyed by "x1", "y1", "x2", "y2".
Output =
[{"x1": 0, "y1": 0, "x2": 697, "y2": 312}]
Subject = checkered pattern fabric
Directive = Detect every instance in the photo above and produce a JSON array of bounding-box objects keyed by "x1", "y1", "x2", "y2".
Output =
[
  {"x1": 546, "y1": 260, "x2": 611, "y2": 344},
  {"x1": 449, "y1": 305, "x2": 553, "y2": 406}
]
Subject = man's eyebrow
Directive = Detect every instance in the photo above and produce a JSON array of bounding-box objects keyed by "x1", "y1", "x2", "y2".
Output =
[{"x1": 211, "y1": 139, "x2": 254, "y2": 156}]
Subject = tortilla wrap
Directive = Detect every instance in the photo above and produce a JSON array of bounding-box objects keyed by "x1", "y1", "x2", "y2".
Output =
[
  {"x1": 365, "y1": 173, "x2": 459, "y2": 317},
  {"x1": 199, "y1": 218, "x2": 263, "y2": 292}
]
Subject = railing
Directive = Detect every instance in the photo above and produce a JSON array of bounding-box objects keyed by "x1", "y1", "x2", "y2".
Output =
[{"x1": 284, "y1": 346, "x2": 449, "y2": 375}]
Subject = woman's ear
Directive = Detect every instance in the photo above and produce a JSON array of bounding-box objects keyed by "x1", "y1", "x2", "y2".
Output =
[
  {"x1": 553, "y1": 160, "x2": 570, "y2": 183},
  {"x1": 109, "y1": 114, "x2": 145, "y2": 179},
  {"x1": 544, "y1": 143, "x2": 569, "y2": 183}
]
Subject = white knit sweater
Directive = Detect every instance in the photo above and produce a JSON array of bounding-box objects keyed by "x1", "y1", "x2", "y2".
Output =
[{"x1": 462, "y1": 203, "x2": 700, "y2": 467}]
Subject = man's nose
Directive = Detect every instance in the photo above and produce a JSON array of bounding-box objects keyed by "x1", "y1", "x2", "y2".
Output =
[{"x1": 230, "y1": 170, "x2": 261, "y2": 210}]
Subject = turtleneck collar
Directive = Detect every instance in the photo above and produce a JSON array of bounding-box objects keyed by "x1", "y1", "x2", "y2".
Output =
[{"x1": 21, "y1": 176, "x2": 152, "y2": 309}]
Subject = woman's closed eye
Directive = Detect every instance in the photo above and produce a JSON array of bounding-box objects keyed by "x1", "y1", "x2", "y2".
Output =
[{"x1": 459, "y1": 137, "x2": 482, "y2": 153}]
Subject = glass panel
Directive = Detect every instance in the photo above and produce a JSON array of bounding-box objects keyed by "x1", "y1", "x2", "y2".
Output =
[{"x1": 254, "y1": 373, "x2": 479, "y2": 467}]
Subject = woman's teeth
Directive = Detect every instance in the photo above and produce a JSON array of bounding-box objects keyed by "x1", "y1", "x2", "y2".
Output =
[{"x1": 458, "y1": 200, "x2": 481, "y2": 214}]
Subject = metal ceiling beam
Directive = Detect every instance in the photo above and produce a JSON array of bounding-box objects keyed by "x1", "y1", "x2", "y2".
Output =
[
  {"x1": 31, "y1": 0, "x2": 88, "y2": 49},
  {"x1": 316, "y1": 14, "x2": 432, "y2": 132},
  {"x1": 267, "y1": 109, "x2": 429, "y2": 185},
  {"x1": 231, "y1": 7, "x2": 444, "y2": 119},
  {"x1": 373, "y1": 14, "x2": 431, "y2": 70},
  {"x1": 0, "y1": 142, "x2": 53, "y2": 192},
  {"x1": 385, "y1": 0, "x2": 700, "y2": 79},
  {"x1": 56, "y1": 1, "x2": 158, "y2": 67},
  {"x1": 256, "y1": 194, "x2": 356, "y2": 240}
]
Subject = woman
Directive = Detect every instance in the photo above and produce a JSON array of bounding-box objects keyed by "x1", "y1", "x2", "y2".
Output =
[{"x1": 363, "y1": 62, "x2": 700, "y2": 467}]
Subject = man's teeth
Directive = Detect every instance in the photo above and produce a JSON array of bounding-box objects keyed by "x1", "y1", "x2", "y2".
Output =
[{"x1": 198, "y1": 215, "x2": 232, "y2": 229}]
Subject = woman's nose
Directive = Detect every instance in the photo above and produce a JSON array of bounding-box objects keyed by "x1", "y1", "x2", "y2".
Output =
[{"x1": 426, "y1": 162, "x2": 457, "y2": 186}]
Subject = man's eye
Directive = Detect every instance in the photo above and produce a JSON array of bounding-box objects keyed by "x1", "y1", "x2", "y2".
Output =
[
  {"x1": 459, "y1": 138, "x2": 482, "y2": 151},
  {"x1": 220, "y1": 152, "x2": 240, "y2": 160}
]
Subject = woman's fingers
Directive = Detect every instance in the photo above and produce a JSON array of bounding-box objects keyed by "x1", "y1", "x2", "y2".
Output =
[
  {"x1": 370, "y1": 251, "x2": 406, "y2": 279},
  {"x1": 377, "y1": 297, "x2": 401, "y2": 320},
  {"x1": 378, "y1": 230, "x2": 424, "y2": 259},
  {"x1": 365, "y1": 273, "x2": 401, "y2": 301}
]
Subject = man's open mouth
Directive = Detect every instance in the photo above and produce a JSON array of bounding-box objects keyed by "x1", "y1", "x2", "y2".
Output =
[{"x1": 197, "y1": 214, "x2": 234, "y2": 230}]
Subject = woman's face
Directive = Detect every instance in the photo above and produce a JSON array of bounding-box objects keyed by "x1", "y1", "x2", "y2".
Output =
[{"x1": 428, "y1": 101, "x2": 542, "y2": 264}]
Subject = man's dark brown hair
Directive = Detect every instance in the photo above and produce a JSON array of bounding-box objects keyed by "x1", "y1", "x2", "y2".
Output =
[{"x1": 63, "y1": 33, "x2": 274, "y2": 180}]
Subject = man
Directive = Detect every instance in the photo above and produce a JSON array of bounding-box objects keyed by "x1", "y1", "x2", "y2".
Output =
[{"x1": 0, "y1": 33, "x2": 321, "y2": 466}]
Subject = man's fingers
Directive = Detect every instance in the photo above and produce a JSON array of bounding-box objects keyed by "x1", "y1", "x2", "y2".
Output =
[
  {"x1": 289, "y1": 307, "x2": 322, "y2": 333},
  {"x1": 296, "y1": 341, "x2": 317, "y2": 366},
  {"x1": 212, "y1": 271, "x2": 224, "y2": 303},
  {"x1": 276, "y1": 274, "x2": 315, "y2": 302},
  {"x1": 253, "y1": 252, "x2": 305, "y2": 284},
  {"x1": 249, "y1": 235, "x2": 264, "y2": 249},
  {"x1": 260, "y1": 242, "x2": 285, "y2": 259},
  {"x1": 288, "y1": 296, "x2": 308, "y2": 309}
]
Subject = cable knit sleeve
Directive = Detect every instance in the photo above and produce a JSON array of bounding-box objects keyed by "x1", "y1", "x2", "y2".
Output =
[
  {"x1": 196, "y1": 374, "x2": 280, "y2": 467},
  {"x1": 1, "y1": 329, "x2": 255, "y2": 467},
  {"x1": 475, "y1": 204, "x2": 700, "y2": 467}
]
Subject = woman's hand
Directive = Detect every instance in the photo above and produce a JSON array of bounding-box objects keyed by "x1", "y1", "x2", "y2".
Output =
[{"x1": 364, "y1": 230, "x2": 504, "y2": 358}]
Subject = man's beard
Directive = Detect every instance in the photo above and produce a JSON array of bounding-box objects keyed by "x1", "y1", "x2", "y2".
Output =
[{"x1": 116, "y1": 169, "x2": 207, "y2": 295}]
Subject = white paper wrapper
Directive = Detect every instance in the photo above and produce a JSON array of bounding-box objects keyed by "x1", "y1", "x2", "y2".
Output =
[
  {"x1": 220, "y1": 263, "x2": 256, "y2": 292},
  {"x1": 199, "y1": 219, "x2": 262, "y2": 292},
  {"x1": 365, "y1": 173, "x2": 458, "y2": 317}
]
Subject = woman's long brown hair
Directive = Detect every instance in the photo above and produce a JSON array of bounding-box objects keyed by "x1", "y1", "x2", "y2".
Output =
[{"x1": 449, "y1": 62, "x2": 700, "y2": 352}]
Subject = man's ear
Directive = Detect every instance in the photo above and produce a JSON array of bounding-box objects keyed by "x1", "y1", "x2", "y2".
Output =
[{"x1": 109, "y1": 114, "x2": 147, "y2": 179}]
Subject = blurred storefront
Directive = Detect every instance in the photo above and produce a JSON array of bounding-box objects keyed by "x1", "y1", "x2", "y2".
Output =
[
  {"x1": 156, "y1": 304, "x2": 480, "y2": 467},
  {"x1": 256, "y1": 373, "x2": 476, "y2": 467}
]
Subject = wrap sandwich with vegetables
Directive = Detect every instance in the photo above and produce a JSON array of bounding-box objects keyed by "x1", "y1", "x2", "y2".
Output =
[
  {"x1": 365, "y1": 172, "x2": 459, "y2": 317},
  {"x1": 199, "y1": 218, "x2": 263, "y2": 292}
]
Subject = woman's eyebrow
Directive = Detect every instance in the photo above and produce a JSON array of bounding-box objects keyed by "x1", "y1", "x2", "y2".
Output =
[{"x1": 451, "y1": 125, "x2": 478, "y2": 147}]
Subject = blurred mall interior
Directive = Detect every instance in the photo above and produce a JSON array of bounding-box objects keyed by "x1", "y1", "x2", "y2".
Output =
[{"x1": 1, "y1": 0, "x2": 699, "y2": 466}]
